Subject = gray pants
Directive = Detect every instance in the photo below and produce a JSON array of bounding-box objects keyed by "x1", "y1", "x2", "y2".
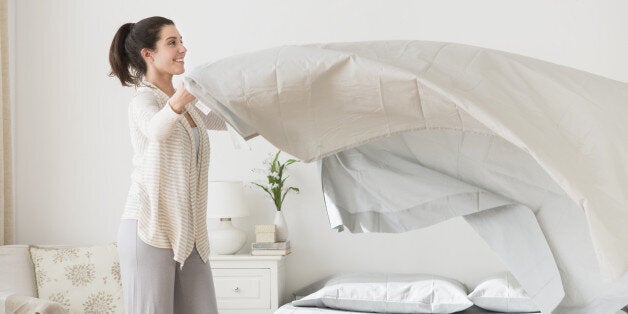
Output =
[{"x1": 117, "y1": 219, "x2": 219, "y2": 314}]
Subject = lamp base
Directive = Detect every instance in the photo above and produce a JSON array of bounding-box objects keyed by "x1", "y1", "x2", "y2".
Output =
[{"x1": 208, "y1": 218, "x2": 247, "y2": 255}]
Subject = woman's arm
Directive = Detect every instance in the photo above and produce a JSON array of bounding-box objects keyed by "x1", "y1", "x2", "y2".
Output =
[
  {"x1": 202, "y1": 111, "x2": 228, "y2": 131},
  {"x1": 130, "y1": 92, "x2": 182, "y2": 141}
]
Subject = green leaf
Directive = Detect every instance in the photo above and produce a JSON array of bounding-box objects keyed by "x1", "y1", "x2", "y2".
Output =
[
  {"x1": 280, "y1": 187, "x2": 299, "y2": 205},
  {"x1": 285, "y1": 159, "x2": 298, "y2": 166},
  {"x1": 252, "y1": 182, "x2": 274, "y2": 199},
  {"x1": 271, "y1": 150, "x2": 281, "y2": 173}
]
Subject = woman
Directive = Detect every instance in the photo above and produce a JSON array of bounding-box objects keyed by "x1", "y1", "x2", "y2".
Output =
[{"x1": 108, "y1": 16, "x2": 225, "y2": 313}]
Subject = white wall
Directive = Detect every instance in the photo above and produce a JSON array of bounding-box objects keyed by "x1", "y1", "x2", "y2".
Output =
[{"x1": 11, "y1": 0, "x2": 628, "y2": 299}]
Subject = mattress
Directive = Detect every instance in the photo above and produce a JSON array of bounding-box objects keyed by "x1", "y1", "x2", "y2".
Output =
[{"x1": 275, "y1": 304, "x2": 541, "y2": 314}]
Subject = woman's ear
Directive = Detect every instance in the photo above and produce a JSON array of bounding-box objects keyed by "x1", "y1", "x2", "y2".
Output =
[{"x1": 141, "y1": 48, "x2": 153, "y2": 63}]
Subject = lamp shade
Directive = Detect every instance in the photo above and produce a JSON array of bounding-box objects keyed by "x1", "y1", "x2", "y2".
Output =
[{"x1": 207, "y1": 181, "x2": 249, "y2": 218}]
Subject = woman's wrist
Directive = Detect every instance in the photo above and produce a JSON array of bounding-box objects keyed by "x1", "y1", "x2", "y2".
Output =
[{"x1": 169, "y1": 100, "x2": 184, "y2": 114}]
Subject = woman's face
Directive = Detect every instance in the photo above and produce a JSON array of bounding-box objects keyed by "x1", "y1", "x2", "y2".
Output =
[{"x1": 147, "y1": 25, "x2": 187, "y2": 75}]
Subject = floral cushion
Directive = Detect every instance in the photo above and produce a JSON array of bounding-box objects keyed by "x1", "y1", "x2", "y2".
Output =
[{"x1": 29, "y1": 243, "x2": 123, "y2": 314}]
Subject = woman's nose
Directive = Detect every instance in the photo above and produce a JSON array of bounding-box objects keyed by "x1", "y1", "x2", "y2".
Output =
[{"x1": 180, "y1": 44, "x2": 187, "y2": 53}]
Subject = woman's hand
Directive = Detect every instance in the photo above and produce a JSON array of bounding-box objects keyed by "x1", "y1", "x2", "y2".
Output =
[{"x1": 169, "y1": 81, "x2": 196, "y2": 114}]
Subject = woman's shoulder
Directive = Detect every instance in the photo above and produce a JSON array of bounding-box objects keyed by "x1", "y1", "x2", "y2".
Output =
[{"x1": 130, "y1": 87, "x2": 162, "y2": 107}]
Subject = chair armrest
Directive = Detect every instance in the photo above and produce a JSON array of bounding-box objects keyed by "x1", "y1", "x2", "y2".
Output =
[{"x1": 0, "y1": 292, "x2": 68, "y2": 314}]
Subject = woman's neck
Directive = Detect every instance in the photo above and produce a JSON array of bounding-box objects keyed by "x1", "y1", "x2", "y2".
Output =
[{"x1": 144, "y1": 70, "x2": 175, "y2": 97}]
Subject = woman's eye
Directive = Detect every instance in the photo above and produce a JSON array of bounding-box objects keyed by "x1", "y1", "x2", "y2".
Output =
[{"x1": 169, "y1": 41, "x2": 176, "y2": 46}]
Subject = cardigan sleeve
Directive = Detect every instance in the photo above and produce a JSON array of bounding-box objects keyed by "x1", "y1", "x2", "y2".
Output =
[
  {"x1": 130, "y1": 92, "x2": 182, "y2": 141},
  {"x1": 203, "y1": 111, "x2": 228, "y2": 131}
]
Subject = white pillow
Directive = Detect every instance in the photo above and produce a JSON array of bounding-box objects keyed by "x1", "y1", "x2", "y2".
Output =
[
  {"x1": 469, "y1": 272, "x2": 539, "y2": 312},
  {"x1": 29, "y1": 243, "x2": 123, "y2": 313},
  {"x1": 292, "y1": 273, "x2": 472, "y2": 313}
]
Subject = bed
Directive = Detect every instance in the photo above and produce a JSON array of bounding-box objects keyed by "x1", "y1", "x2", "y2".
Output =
[{"x1": 275, "y1": 304, "x2": 539, "y2": 314}]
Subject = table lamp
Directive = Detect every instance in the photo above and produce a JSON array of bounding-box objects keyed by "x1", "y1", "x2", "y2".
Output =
[{"x1": 207, "y1": 181, "x2": 250, "y2": 255}]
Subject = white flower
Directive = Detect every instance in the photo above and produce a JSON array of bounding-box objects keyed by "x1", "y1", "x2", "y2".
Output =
[
  {"x1": 250, "y1": 151, "x2": 299, "y2": 211},
  {"x1": 250, "y1": 168, "x2": 263, "y2": 174}
]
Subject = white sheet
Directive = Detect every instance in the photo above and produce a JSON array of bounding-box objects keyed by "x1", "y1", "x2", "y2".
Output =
[
  {"x1": 184, "y1": 40, "x2": 628, "y2": 313},
  {"x1": 319, "y1": 129, "x2": 628, "y2": 313}
]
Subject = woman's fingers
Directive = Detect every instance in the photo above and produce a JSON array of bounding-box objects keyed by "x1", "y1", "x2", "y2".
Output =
[{"x1": 178, "y1": 81, "x2": 196, "y2": 103}]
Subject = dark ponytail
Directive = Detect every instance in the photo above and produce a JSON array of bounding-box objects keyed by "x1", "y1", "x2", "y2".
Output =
[
  {"x1": 109, "y1": 23, "x2": 135, "y2": 86},
  {"x1": 108, "y1": 16, "x2": 174, "y2": 87}
]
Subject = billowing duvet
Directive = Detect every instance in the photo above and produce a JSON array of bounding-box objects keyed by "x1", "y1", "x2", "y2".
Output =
[{"x1": 184, "y1": 41, "x2": 628, "y2": 313}]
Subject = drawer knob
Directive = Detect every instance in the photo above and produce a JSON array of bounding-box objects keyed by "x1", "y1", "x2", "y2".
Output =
[{"x1": 233, "y1": 287, "x2": 240, "y2": 292}]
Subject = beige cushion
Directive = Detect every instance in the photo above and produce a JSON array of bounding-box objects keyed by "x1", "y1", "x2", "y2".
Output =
[
  {"x1": 0, "y1": 245, "x2": 37, "y2": 297},
  {"x1": 29, "y1": 243, "x2": 123, "y2": 313}
]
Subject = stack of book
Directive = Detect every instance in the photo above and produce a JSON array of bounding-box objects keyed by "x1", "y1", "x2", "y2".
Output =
[{"x1": 251, "y1": 240, "x2": 291, "y2": 256}]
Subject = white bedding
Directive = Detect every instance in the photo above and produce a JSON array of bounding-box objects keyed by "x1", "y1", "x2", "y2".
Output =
[
  {"x1": 276, "y1": 304, "x2": 541, "y2": 314},
  {"x1": 320, "y1": 129, "x2": 628, "y2": 313},
  {"x1": 184, "y1": 40, "x2": 628, "y2": 313}
]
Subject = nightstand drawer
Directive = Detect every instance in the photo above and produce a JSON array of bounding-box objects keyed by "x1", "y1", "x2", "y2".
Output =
[{"x1": 212, "y1": 268, "x2": 271, "y2": 309}]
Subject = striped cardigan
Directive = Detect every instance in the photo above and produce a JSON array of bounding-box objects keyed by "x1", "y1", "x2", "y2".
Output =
[{"x1": 122, "y1": 80, "x2": 227, "y2": 267}]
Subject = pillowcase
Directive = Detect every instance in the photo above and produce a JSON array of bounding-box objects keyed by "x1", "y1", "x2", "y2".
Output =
[
  {"x1": 29, "y1": 243, "x2": 123, "y2": 313},
  {"x1": 468, "y1": 272, "x2": 539, "y2": 312},
  {"x1": 292, "y1": 273, "x2": 472, "y2": 313}
]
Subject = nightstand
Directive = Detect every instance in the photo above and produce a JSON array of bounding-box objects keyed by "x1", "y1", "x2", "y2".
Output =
[{"x1": 209, "y1": 254, "x2": 288, "y2": 314}]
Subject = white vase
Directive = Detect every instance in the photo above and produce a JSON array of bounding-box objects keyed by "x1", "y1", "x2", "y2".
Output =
[{"x1": 274, "y1": 211, "x2": 289, "y2": 242}]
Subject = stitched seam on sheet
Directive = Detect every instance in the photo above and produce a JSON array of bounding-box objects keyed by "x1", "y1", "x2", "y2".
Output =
[
  {"x1": 414, "y1": 79, "x2": 428, "y2": 129},
  {"x1": 322, "y1": 296, "x2": 464, "y2": 305},
  {"x1": 377, "y1": 72, "x2": 392, "y2": 136},
  {"x1": 528, "y1": 274, "x2": 560, "y2": 299}
]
